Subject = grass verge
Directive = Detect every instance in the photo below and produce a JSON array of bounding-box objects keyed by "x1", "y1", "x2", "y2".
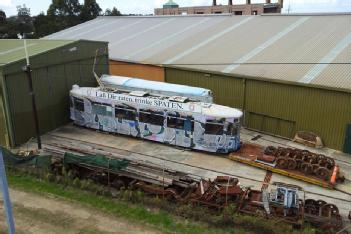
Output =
[{"x1": 7, "y1": 171, "x2": 248, "y2": 234}]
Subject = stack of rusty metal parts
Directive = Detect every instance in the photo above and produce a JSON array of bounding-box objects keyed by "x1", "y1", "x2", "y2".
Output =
[
  {"x1": 262, "y1": 146, "x2": 337, "y2": 181},
  {"x1": 304, "y1": 199, "x2": 343, "y2": 231}
]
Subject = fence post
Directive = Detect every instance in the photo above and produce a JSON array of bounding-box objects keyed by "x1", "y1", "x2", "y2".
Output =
[{"x1": 0, "y1": 149, "x2": 15, "y2": 234}]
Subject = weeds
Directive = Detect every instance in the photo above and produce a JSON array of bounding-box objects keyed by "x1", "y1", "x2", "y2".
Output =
[{"x1": 7, "y1": 166, "x2": 319, "y2": 234}]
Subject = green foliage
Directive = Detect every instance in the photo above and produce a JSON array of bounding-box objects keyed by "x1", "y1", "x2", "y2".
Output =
[
  {"x1": 0, "y1": 1, "x2": 121, "y2": 38},
  {"x1": 81, "y1": 0, "x2": 102, "y2": 21},
  {"x1": 47, "y1": 0, "x2": 81, "y2": 17},
  {"x1": 105, "y1": 7, "x2": 121, "y2": 16},
  {"x1": 0, "y1": 9, "x2": 6, "y2": 23}
]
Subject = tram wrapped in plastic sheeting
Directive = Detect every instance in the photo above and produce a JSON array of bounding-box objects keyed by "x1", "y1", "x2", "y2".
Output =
[
  {"x1": 69, "y1": 84, "x2": 243, "y2": 153},
  {"x1": 100, "y1": 75, "x2": 213, "y2": 103}
]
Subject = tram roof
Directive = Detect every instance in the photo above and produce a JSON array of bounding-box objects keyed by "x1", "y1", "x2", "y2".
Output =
[{"x1": 101, "y1": 74, "x2": 211, "y2": 97}]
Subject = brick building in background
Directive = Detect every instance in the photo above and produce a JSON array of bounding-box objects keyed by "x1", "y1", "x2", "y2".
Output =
[{"x1": 155, "y1": 0, "x2": 283, "y2": 15}]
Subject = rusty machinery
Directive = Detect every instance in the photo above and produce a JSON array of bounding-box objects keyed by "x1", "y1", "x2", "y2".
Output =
[
  {"x1": 55, "y1": 157, "x2": 344, "y2": 232},
  {"x1": 261, "y1": 146, "x2": 341, "y2": 182},
  {"x1": 134, "y1": 176, "x2": 343, "y2": 232},
  {"x1": 238, "y1": 182, "x2": 304, "y2": 227}
]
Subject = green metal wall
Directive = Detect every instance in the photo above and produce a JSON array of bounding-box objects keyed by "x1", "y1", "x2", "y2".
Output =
[
  {"x1": 165, "y1": 68, "x2": 245, "y2": 109},
  {"x1": 0, "y1": 85, "x2": 8, "y2": 146},
  {"x1": 1, "y1": 41, "x2": 108, "y2": 146},
  {"x1": 165, "y1": 67, "x2": 351, "y2": 151}
]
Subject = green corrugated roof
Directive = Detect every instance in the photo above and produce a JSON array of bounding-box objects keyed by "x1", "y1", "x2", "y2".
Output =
[{"x1": 0, "y1": 39, "x2": 75, "y2": 67}]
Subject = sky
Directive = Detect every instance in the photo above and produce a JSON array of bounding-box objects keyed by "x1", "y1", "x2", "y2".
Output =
[{"x1": 1, "y1": 0, "x2": 351, "y2": 16}]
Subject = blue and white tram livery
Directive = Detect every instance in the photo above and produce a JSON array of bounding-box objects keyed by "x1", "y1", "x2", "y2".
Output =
[{"x1": 69, "y1": 84, "x2": 243, "y2": 153}]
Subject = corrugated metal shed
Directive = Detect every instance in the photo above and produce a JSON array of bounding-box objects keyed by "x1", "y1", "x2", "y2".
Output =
[
  {"x1": 0, "y1": 39, "x2": 74, "y2": 66},
  {"x1": 0, "y1": 39, "x2": 109, "y2": 147},
  {"x1": 165, "y1": 67, "x2": 351, "y2": 151},
  {"x1": 45, "y1": 14, "x2": 351, "y2": 91}
]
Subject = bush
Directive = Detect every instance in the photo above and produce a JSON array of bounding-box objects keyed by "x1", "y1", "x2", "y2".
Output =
[{"x1": 5, "y1": 165, "x2": 322, "y2": 234}]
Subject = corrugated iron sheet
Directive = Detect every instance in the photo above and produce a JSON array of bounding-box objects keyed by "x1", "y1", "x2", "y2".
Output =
[
  {"x1": 0, "y1": 39, "x2": 75, "y2": 66},
  {"x1": 45, "y1": 14, "x2": 351, "y2": 90}
]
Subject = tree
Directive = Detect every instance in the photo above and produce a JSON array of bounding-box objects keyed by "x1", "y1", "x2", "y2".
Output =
[
  {"x1": 104, "y1": 8, "x2": 112, "y2": 16},
  {"x1": 47, "y1": 0, "x2": 81, "y2": 31},
  {"x1": 47, "y1": 0, "x2": 81, "y2": 17},
  {"x1": 33, "y1": 12, "x2": 58, "y2": 37},
  {"x1": 0, "y1": 10, "x2": 6, "y2": 23},
  {"x1": 15, "y1": 4, "x2": 34, "y2": 36},
  {"x1": 104, "y1": 7, "x2": 121, "y2": 16},
  {"x1": 111, "y1": 7, "x2": 121, "y2": 16},
  {"x1": 81, "y1": 0, "x2": 102, "y2": 21}
]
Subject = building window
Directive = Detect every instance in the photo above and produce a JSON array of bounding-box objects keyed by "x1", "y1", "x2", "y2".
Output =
[
  {"x1": 139, "y1": 110, "x2": 164, "y2": 126},
  {"x1": 234, "y1": 11, "x2": 242, "y2": 15},
  {"x1": 214, "y1": 11, "x2": 222, "y2": 14},
  {"x1": 196, "y1": 12, "x2": 204, "y2": 14},
  {"x1": 74, "y1": 98, "x2": 84, "y2": 112},
  {"x1": 264, "y1": 7, "x2": 278, "y2": 13},
  {"x1": 115, "y1": 106, "x2": 136, "y2": 121}
]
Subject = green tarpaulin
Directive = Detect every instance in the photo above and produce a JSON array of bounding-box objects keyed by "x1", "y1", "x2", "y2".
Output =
[
  {"x1": 63, "y1": 152, "x2": 129, "y2": 172},
  {"x1": 0, "y1": 147, "x2": 51, "y2": 168}
]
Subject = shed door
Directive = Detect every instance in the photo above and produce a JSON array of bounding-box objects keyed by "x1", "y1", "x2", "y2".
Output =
[
  {"x1": 343, "y1": 124, "x2": 351, "y2": 154},
  {"x1": 246, "y1": 112, "x2": 295, "y2": 139}
]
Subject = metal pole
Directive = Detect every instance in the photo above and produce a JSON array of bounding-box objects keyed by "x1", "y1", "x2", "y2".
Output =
[
  {"x1": 0, "y1": 149, "x2": 16, "y2": 234},
  {"x1": 24, "y1": 39, "x2": 41, "y2": 149}
]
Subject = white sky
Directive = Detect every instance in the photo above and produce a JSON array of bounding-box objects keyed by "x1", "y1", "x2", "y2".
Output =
[{"x1": 0, "y1": 0, "x2": 351, "y2": 16}]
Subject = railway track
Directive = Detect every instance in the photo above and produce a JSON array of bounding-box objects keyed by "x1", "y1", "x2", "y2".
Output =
[{"x1": 40, "y1": 132, "x2": 351, "y2": 206}]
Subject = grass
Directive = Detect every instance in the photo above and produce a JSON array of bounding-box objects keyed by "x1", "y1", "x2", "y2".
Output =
[
  {"x1": 7, "y1": 170, "x2": 247, "y2": 234},
  {"x1": 6, "y1": 167, "x2": 317, "y2": 234}
]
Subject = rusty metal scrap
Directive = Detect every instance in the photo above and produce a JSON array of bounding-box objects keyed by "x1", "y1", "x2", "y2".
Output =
[
  {"x1": 46, "y1": 140, "x2": 344, "y2": 232},
  {"x1": 132, "y1": 175, "x2": 343, "y2": 232},
  {"x1": 263, "y1": 146, "x2": 336, "y2": 181}
]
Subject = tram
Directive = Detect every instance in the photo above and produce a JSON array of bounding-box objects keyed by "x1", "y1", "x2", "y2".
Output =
[{"x1": 70, "y1": 76, "x2": 243, "y2": 153}]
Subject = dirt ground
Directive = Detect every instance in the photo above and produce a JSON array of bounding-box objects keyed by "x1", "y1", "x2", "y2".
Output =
[{"x1": 0, "y1": 188, "x2": 160, "y2": 234}]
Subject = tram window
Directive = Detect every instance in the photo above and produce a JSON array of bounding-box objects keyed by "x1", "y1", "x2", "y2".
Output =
[
  {"x1": 74, "y1": 98, "x2": 84, "y2": 112},
  {"x1": 184, "y1": 118, "x2": 194, "y2": 131},
  {"x1": 139, "y1": 110, "x2": 164, "y2": 126},
  {"x1": 92, "y1": 103, "x2": 113, "y2": 117},
  {"x1": 227, "y1": 123, "x2": 238, "y2": 135},
  {"x1": 167, "y1": 117, "x2": 184, "y2": 129},
  {"x1": 205, "y1": 121, "x2": 223, "y2": 135},
  {"x1": 115, "y1": 107, "x2": 136, "y2": 121}
]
